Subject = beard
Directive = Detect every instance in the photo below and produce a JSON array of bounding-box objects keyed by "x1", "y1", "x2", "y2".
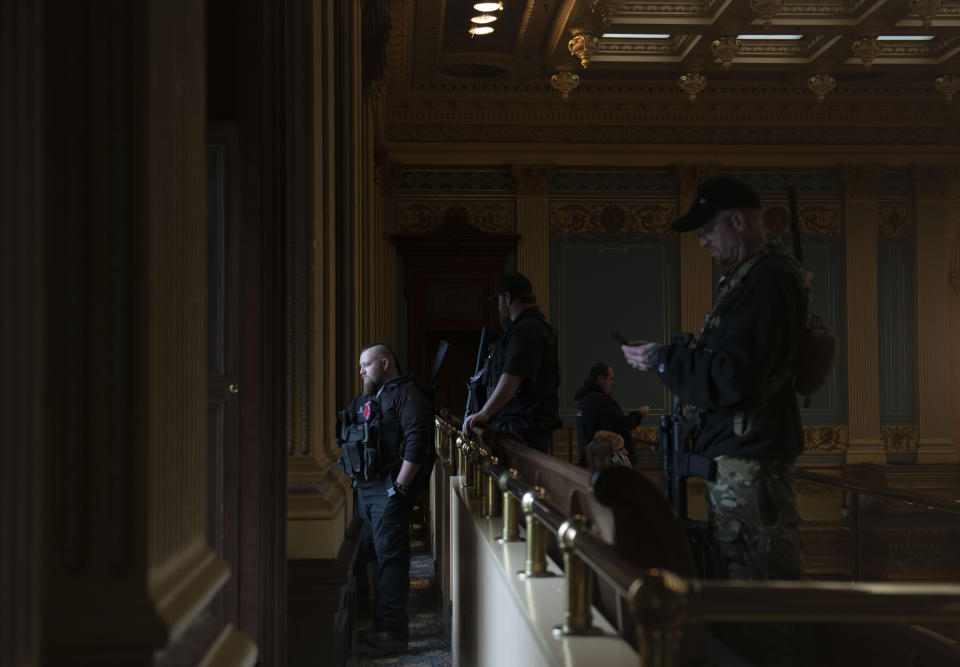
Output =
[
  {"x1": 498, "y1": 302, "x2": 511, "y2": 330},
  {"x1": 362, "y1": 377, "x2": 381, "y2": 396}
]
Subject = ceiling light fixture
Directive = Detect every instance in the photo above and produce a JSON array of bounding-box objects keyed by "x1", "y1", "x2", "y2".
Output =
[
  {"x1": 679, "y1": 72, "x2": 707, "y2": 102},
  {"x1": 852, "y1": 37, "x2": 882, "y2": 70},
  {"x1": 473, "y1": 2, "x2": 503, "y2": 11},
  {"x1": 807, "y1": 72, "x2": 836, "y2": 103},
  {"x1": 468, "y1": 26, "x2": 494, "y2": 36},
  {"x1": 935, "y1": 73, "x2": 959, "y2": 102},
  {"x1": 711, "y1": 35, "x2": 742, "y2": 70},
  {"x1": 601, "y1": 33, "x2": 671, "y2": 39},
  {"x1": 550, "y1": 69, "x2": 581, "y2": 101},
  {"x1": 877, "y1": 35, "x2": 935, "y2": 40},
  {"x1": 911, "y1": 0, "x2": 941, "y2": 28},
  {"x1": 471, "y1": 13, "x2": 498, "y2": 24},
  {"x1": 750, "y1": 0, "x2": 783, "y2": 29},
  {"x1": 737, "y1": 34, "x2": 803, "y2": 40},
  {"x1": 569, "y1": 28, "x2": 600, "y2": 69}
]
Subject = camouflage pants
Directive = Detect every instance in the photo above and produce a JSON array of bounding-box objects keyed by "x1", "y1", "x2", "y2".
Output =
[{"x1": 704, "y1": 455, "x2": 803, "y2": 580}]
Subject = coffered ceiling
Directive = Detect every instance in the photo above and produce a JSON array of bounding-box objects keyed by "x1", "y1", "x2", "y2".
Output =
[
  {"x1": 384, "y1": 0, "x2": 960, "y2": 161},
  {"x1": 404, "y1": 0, "x2": 960, "y2": 98}
]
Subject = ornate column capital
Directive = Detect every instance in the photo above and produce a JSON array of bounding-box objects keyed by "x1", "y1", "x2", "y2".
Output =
[
  {"x1": 913, "y1": 166, "x2": 950, "y2": 199},
  {"x1": 843, "y1": 166, "x2": 883, "y2": 200},
  {"x1": 511, "y1": 165, "x2": 555, "y2": 198},
  {"x1": 674, "y1": 165, "x2": 718, "y2": 196}
]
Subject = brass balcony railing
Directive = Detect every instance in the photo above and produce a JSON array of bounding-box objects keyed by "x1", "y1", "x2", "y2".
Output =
[{"x1": 433, "y1": 412, "x2": 960, "y2": 667}]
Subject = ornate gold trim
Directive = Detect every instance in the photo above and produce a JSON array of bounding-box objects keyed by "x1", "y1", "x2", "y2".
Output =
[
  {"x1": 803, "y1": 425, "x2": 849, "y2": 453},
  {"x1": 880, "y1": 425, "x2": 919, "y2": 452},
  {"x1": 397, "y1": 201, "x2": 514, "y2": 233},
  {"x1": 550, "y1": 201, "x2": 676, "y2": 235},
  {"x1": 879, "y1": 202, "x2": 913, "y2": 237}
]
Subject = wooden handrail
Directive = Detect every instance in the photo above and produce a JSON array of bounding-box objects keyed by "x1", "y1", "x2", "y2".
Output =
[
  {"x1": 436, "y1": 414, "x2": 960, "y2": 667},
  {"x1": 796, "y1": 468, "x2": 960, "y2": 515}
]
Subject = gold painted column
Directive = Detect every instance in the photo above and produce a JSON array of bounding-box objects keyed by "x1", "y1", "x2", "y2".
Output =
[
  {"x1": 914, "y1": 167, "x2": 958, "y2": 462},
  {"x1": 843, "y1": 168, "x2": 885, "y2": 464},
  {"x1": 949, "y1": 176, "x2": 960, "y2": 450},
  {"x1": 675, "y1": 167, "x2": 715, "y2": 334},
  {"x1": 512, "y1": 165, "x2": 555, "y2": 316},
  {"x1": 286, "y1": 0, "x2": 353, "y2": 560}
]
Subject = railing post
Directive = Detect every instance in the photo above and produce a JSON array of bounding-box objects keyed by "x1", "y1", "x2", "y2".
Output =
[
  {"x1": 458, "y1": 437, "x2": 472, "y2": 487},
  {"x1": 484, "y1": 456, "x2": 501, "y2": 517},
  {"x1": 497, "y1": 469, "x2": 522, "y2": 543},
  {"x1": 631, "y1": 569, "x2": 687, "y2": 667},
  {"x1": 473, "y1": 446, "x2": 485, "y2": 499},
  {"x1": 554, "y1": 516, "x2": 600, "y2": 636},
  {"x1": 519, "y1": 487, "x2": 554, "y2": 578}
]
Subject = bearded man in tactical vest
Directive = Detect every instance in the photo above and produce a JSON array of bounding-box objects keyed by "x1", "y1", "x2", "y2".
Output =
[
  {"x1": 338, "y1": 343, "x2": 435, "y2": 655},
  {"x1": 622, "y1": 176, "x2": 808, "y2": 583}
]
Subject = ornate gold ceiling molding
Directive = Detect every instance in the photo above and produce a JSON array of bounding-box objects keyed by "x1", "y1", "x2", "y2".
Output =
[
  {"x1": 760, "y1": 202, "x2": 842, "y2": 235},
  {"x1": 803, "y1": 425, "x2": 849, "y2": 453},
  {"x1": 397, "y1": 200, "x2": 515, "y2": 233},
  {"x1": 387, "y1": 122, "x2": 960, "y2": 147},
  {"x1": 878, "y1": 202, "x2": 913, "y2": 236},
  {"x1": 618, "y1": 0, "x2": 725, "y2": 12},
  {"x1": 550, "y1": 201, "x2": 677, "y2": 235}
]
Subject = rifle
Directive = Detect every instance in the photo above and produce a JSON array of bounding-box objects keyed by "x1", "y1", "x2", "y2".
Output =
[
  {"x1": 655, "y1": 333, "x2": 716, "y2": 520},
  {"x1": 463, "y1": 326, "x2": 488, "y2": 431}
]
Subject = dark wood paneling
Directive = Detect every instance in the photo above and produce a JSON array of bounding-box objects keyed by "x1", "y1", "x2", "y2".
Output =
[{"x1": 393, "y1": 233, "x2": 518, "y2": 413}]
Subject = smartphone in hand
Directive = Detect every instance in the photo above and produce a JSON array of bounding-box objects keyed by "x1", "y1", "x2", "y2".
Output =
[{"x1": 611, "y1": 331, "x2": 629, "y2": 346}]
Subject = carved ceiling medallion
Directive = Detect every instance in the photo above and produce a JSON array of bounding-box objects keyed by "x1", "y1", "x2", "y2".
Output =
[
  {"x1": 679, "y1": 71, "x2": 707, "y2": 102},
  {"x1": 550, "y1": 69, "x2": 581, "y2": 101},
  {"x1": 807, "y1": 72, "x2": 837, "y2": 103}
]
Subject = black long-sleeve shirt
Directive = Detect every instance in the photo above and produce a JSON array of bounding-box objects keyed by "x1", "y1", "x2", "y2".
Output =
[
  {"x1": 655, "y1": 250, "x2": 807, "y2": 461},
  {"x1": 574, "y1": 382, "x2": 643, "y2": 465}
]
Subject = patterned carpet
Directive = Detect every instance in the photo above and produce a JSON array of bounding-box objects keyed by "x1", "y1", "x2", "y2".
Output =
[{"x1": 357, "y1": 531, "x2": 452, "y2": 666}]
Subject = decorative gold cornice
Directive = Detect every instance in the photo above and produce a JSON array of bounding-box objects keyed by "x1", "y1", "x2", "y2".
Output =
[
  {"x1": 803, "y1": 425, "x2": 849, "y2": 453},
  {"x1": 397, "y1": 201, "x2": 514, "y2": 233},
  {"x1": 880, "y1": 425, "x2": 919, "y2": 452},
  {"x1": 879, "y1": 202, "x2": 913, "y2": 237},
  {"x1": 550, "y1": 202, "x2": 676, "y2": 235},
  {"x1": 674, "y1": 165, "x2": 718, "y2": 194},
  {"x1": 843, "y1": 166, "x2": 882, "y2": 200},
  {"x1": 512, "y1": 165, "x2": 555, "y2": 197},
  {"x1": 387, "y1": 122, "x2": 960, "y2": 146}
]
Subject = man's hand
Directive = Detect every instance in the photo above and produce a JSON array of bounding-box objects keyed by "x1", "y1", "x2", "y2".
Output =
[
  {"x1": 630, "y1": 405, "x2": 651, "y2": 420},
  {"x1": 622, "y1": 342, "x2": 662, "y2": 372},
  {"x1": 463, "y1": 411, "x2": 489, "y2": 434}
]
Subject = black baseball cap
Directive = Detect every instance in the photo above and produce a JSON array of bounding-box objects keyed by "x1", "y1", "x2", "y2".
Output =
[
  {"x1": 489, "y1": 272, "x2": 534, "y2": 300},
  {"x1": 672, "y1": 176, "x2": 761, "y2": 232}
]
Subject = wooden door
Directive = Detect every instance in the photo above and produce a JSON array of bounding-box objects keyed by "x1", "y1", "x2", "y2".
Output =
[{"x1": 206, "y1": 122, "x2": 241, "y2": 623}]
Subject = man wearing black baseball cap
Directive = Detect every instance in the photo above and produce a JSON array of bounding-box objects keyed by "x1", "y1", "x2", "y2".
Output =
[
  {"x1": 464, "y1": 272, "x2": 561, "y2": 452},
  {"x1": 621, "y1": 176, "x2": 809, "y2": 589}
]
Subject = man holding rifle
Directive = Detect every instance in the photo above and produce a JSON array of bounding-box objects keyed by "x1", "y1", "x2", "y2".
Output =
[
  {"x1": 464, "y1": 273, "x2": 561, "y2": 453},
  {"x1": 621, "y1": 176, "x2": 808, "y2": 583}
]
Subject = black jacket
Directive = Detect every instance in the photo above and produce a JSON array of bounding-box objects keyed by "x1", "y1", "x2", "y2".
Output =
[
  {"x1": 350, "y1": 376, "x2": 436, "y2": 488},
  {"x1": 574, "y1": 381, "x2": 643, "y2": 465},
  {"x1": 655, "y1": 248, "x2": 807, "y2": 461}
]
